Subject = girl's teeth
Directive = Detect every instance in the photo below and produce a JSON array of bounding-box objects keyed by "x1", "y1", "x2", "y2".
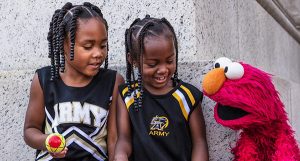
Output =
[{"x1": 157, "y1": 77, "x2": 165, "y2": 80}]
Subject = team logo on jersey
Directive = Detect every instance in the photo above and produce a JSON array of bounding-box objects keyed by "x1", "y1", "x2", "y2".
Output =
[
  {"x1": 51, "y1": 102, "x2": 107, "y2": 128},
  {"x1": 149, "y1": 115, "x2": 170, "y2": 137}
]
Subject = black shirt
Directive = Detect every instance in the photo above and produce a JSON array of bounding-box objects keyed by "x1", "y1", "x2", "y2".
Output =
[
  {"x1": 35, "y1": 66, "x2": 116, "y2": 161},
  {"x1": 119, "y1": 80, "x2": 203, "y2": 161}
]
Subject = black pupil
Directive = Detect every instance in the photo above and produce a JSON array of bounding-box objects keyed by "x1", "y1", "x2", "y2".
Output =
[
  {"x1": 224, "y1": 66, "x2": 228, "y2": 73},
  {"x1": 215, "y1": 63, "x2": 220, "y2": 68}
]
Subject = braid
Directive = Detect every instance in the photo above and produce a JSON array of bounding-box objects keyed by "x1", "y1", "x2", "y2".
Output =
[
  {"x1": 53, "y1": 10, "x2": 61, "y2": 78},
  {"x1": 47, "y1": 20, "x2": 54, "y2": 80},
  {"x1": 125, "y1": 18, "x2": 140, "y2": 110},
  {"x1": 48, "y1": 4, "x2": 73, "y2": 80},
  {"x1": 161, "y1": 18, "x2": 179, "y2": 85},
  {"x1": 59, "y1": 19, "x2": 65, "y2": 73},
  {"x1": 137, "y1": 72, "x2": 143, "y2": 110},
  {"x1": 69, "y1": 7, "x2": 82, "y2": 61},
  {"x1": 130, "y1": 18, "x2": 141, "y2": 27},
  {"x1": 47, "y1": 22, "x2": 53, "y2": 59},
  {"x1": 135, "y1": 22, "x2": 154, "y2": 110},
  {"x1": 58, "y1": 3, "x2": 72, "y2": 72},
  {"x1": 51, "y1": 10, "x2": 60, "y2": 80},
  {"x1": 47, "y1": 2, "x2": 109, "y2": 80},
  {"x1": 125, "y1": 29, "x2": 132, "y2": 96},
  {"x1": 125, "y1": 15, "x2": 180, "y2": 111},
  {"x1": 137, "y1": 22, "x2": 154, "y2": 60},
  {"x1": 126, "y1": 17, "x2": 155, "y2": 111}
]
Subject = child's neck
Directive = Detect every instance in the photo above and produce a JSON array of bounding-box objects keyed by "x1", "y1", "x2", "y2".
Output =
[
  {"x1": 144, "y1": 80, "x2": 174, "y2": 95},
  {"x1": 60, "y1": 71, "x2": 94, "y2": 87}
]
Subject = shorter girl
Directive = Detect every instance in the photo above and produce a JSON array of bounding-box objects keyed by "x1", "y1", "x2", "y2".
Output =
[
  {"x1": 114, "y1": 15, "x2": 209, "y2": 161},
  {"x1": 23, "y1": 2, "x2": 123, "y2": 161}
]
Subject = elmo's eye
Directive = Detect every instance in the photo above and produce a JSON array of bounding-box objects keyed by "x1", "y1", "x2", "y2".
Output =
[
  {"x1": 214, "y1": 57, "x2": 232, "y2": 69},
  {"x1": 225, "y1": 62, "x2": 244, "y2": 80}
]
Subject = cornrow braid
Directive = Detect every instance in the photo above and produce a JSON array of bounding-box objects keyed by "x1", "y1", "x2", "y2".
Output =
[
  {"x1": 135, "y1": 21, "x2": 155, "y2": 110},
  {"x1": 130, "y1": 18, "x2": 141, "y2": 27},
  {"x1": 125, "y1": 29, "x2": 132, "y2": 96},
  {"x1": 124, "y1": 15, "x2": 179, "y2": 111},
  {"x1": 58, "y1": 2, "x2": 73, "y2": 72},
  {"x1": 47, "y1": 2, "x2": 109, "y2": 80},
  {"x1": 125, "y1": 18, "x2": 142, "y2": 97},
  {"x1": 161, "y1": 18, "x2": 179, "y2": 86}
]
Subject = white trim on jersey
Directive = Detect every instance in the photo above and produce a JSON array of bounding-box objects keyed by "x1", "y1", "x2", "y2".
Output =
[
  {"x1": 124, "y1": 89, "x2": 140, "y2": 109},
  {"x1": 45, "y1": 107, "x2": 58, "y2": 133},
  {"x1": 68, "y1": 137, "x2": 105, "y2": 161},
  {"x1": 62, "y1": 126, "x2": 107, "y2": 158},
  {"x1": 36, "y1": 126, "x2": 107, "y2": 161},
  {"x1": 173, "y1": 90, "x2": 191, "y2": 119},
  {"x1": 90, "y1": 111, "x2": 108, "y2": 138}
]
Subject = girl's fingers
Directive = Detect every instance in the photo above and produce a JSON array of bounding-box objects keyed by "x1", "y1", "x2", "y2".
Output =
[{"x1": 49, "y1": 147, "x2": 68, "y2": 158}]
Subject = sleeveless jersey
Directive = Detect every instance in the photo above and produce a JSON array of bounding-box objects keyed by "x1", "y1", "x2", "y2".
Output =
[
  {"x1": 35, "y1": 66, "x2": 116, "y2": 161},
  {"x1": 119, "y1": 80, "x2": 203, "y2": 161}
]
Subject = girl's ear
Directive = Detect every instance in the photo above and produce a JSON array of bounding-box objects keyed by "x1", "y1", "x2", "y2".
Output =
[
  {"x1": 127, "y1": 53, "x2": 138, "y2": 67},
  {"x1": 127, "y1": 53, "x2": 139, "y2": 67},
  {"x1": 127, "y1": 53, "x2": 132, "y2": 64},
  {"x1": 64, "y1": 37, "x2": 70, "y2": 56}
]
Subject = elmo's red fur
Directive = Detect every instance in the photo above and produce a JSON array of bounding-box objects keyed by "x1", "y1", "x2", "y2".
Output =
[{"x1": 203, "y1": 62, "x2": 300, "y2": 161}]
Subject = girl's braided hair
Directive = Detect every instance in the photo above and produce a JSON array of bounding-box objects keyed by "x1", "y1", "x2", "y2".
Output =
[
  {"x1": 47, "y1": 2, "x2": 109, "y2": 80},
  {"x1": 124, "y1": 15, "x2": 179, "y2": 111}
]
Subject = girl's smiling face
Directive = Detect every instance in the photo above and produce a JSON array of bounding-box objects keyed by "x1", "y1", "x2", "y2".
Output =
[
  {"x1": 139, "y1": 36, "x2": 176, "y2": 95},
  {"x1": 64, "y1": 18, "x2": 108, "y2": 78}
]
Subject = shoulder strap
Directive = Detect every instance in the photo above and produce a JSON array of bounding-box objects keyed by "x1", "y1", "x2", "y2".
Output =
[
  {"x1": 172, "y1": 81, "x2": 203, "y2": 120},
  {"x1": 36, "y1": 66, "x2": 51, "y2": 90}
]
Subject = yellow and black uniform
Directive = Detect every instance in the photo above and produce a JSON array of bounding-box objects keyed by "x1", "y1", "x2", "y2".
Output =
[
  {"x1": 35, "y1": 66, "x2": 116, "y2": 161},
  {"x1": 119, "y1": 80, "x2": 203, "y2": 161}
]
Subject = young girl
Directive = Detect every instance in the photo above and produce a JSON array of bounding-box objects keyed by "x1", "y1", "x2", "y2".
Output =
[
  {"x1": 23, "y1": 2, "x2": 124, "y2": 161},
  {"x1": 114, "y1": 15, "x2": 209, "y2": 161}
]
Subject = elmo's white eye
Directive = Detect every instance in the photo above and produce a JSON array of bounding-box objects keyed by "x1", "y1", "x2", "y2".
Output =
[
  {"x1": 225, "y1": 62, "x2": 244, "y2": 80},
  {"x1": 214, "y1": 57, "x2": 232, "y2": 69}
]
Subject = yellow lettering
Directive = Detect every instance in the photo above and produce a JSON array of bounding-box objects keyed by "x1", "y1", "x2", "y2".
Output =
[
  {"x1": 165, "y1": 132, "x2": 169, "y2": 136},
  {"x1": 149, "y1": 130, "x2": 170, "y2": 137},
  {"x1": 159, "y1": 131, "x2": 164, "y2": 136},
  {"x1": 149, "y1": 131, "x2": 154, "y2": 135}
]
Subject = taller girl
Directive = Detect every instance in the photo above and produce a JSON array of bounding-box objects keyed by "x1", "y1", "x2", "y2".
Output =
[{"x1": 24, "y1": 2, "x2": 124, "y2": 161}]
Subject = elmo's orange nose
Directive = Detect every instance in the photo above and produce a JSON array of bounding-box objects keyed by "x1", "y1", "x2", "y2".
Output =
[{"x1": 202, "y1": 68, "x2": 226, "y2": 95}]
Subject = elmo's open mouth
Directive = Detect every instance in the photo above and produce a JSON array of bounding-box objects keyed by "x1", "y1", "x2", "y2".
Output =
[{"x1": 217, "y1": 103, "x2": 249, "y2": 120}]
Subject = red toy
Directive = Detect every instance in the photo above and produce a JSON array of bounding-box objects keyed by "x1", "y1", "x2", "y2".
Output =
[
  {"x1": 45, "y1": 133, "x2": 66, "y2": 153},
  {"x1": 202, "y1": 57, "x2": 300, "y2": 161}
]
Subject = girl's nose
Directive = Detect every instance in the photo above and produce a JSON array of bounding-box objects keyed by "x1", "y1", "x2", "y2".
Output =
[
  {"x1": 202, "y1": 68, "x2": 226, "y2": 95},
  {"x1": 157, "y1": 65, "x2": 168, "y2": 74},
  {"x1": 93, "y1": 48, "x2": 104, "y2": 58}
]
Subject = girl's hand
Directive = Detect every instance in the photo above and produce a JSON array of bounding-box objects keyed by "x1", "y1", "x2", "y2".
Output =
[{"x1": 49, "y1": 147, "x2": 68, "y2": 158}]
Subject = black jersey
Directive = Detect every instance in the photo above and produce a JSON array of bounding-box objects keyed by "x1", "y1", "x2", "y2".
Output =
[
  {"x1": 35, "y1": 66, "x2": 116, "y2": 161},
  {"x1": 119, "y1": 80, "x2": 203, "y2": 161}
]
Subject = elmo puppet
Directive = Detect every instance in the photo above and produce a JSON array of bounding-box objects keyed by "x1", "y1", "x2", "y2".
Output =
[{"x1": 202, "y1": 57, "x2": 300, "y2": 161}]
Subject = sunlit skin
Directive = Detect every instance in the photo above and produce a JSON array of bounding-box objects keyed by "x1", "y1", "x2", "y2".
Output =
[
  {"x1": 138, "y1": 36, "x2": 176, "y2": 95},
  {"x1": 62, "y1": 18, "x2": 108, "y2": 87}
]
